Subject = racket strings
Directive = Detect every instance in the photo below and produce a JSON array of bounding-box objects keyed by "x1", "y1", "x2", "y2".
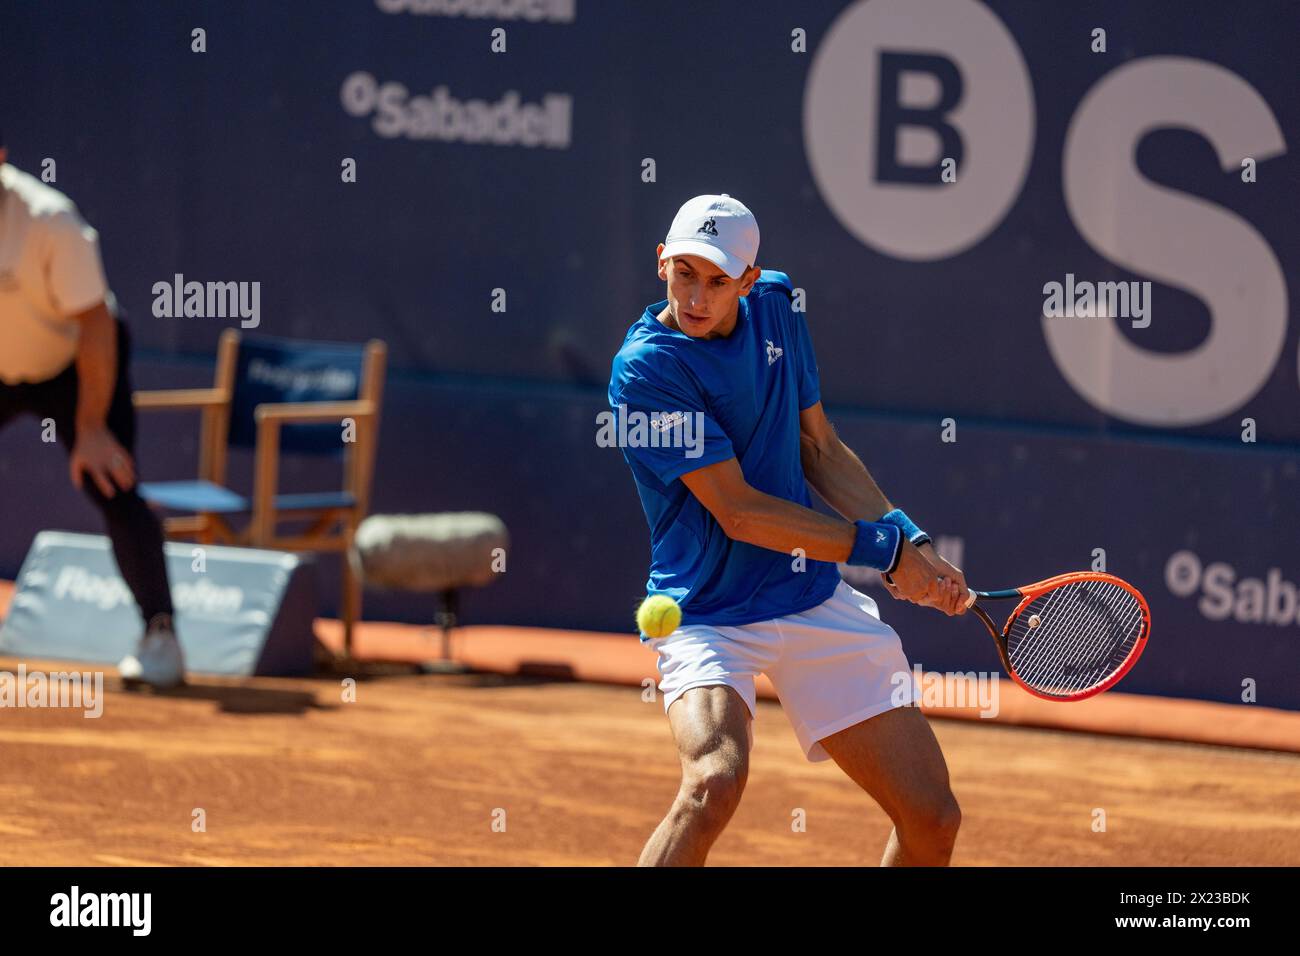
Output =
[
  {"x1": 1012, "y1": 599, "x2": 1115, "y2": 694},
  {"x1": 1019, "y1": 584, "x2": 1133, "y2": 685},
  {"x1": 1005, "y1": 580, "x2": 1144, "y2": 697},
  {"x1": 1012, "y1": 583, "x2": 1142, "y2": 694},
  {"x1": 1016, "y1": 584, "x2": 1142, "y2": 692},
  {"x1": 1009, "y1": 585, "x2": 1081, "y2": 678}
]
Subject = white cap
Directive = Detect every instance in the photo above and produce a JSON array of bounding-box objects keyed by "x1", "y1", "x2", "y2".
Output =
[{"x1": 660, "y1": 193, "x2": 759, "y2": 280}]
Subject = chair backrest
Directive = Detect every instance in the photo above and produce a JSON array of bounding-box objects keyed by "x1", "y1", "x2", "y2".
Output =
[{"x1": 228, "y1": 336, "x2": 369, "y2": 455}]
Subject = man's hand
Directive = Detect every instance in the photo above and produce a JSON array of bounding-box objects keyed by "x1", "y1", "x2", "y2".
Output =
[
  {"x1": 69, "y1": 425, "x2": 135, "y2": 499},
  {"x1": 921, "y1": 543, "x2": 969, "y2": 616},
  {"x1": 883, "y1": 541, "x2": 969, "y2": 616}
]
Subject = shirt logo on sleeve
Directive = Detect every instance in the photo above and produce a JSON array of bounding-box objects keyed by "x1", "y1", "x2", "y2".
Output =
[{"x1": 765, "y1": 339, "x2": 784, "y2": 366}]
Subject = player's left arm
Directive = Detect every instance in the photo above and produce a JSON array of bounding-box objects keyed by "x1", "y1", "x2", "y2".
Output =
[
  {"x1": 799, "y1": 400, "x2": 967, "y2": 610},
  {"x1": 798, "y1": 401, "x2": 891, "y2": 522}
]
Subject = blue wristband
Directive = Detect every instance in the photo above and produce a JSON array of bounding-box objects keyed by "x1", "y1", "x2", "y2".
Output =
[
  {"x1": 848, "y1": 520, "x2": 902, "y2": 573},
  {"x1": 880, "y1": 508, "x2": 930, "y2": 547}
]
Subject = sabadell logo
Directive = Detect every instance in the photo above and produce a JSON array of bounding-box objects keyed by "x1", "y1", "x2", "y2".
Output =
[
  {"x1": 1165, "y1": 550, "x2": 1300, "y2": 626},
  {"x1": 341, "y1": 71, "x2": 572, "y2": 149}
]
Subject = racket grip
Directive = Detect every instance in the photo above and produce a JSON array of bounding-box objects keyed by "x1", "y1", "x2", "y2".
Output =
[{"x1": 964, "y1": 589, "x2": 978, "y2": 609}]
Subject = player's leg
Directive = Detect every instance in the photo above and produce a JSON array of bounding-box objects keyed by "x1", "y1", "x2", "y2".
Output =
[
  {"x1": 639, "y1": 622, "x2": 773, "y2": 865},
  {"x1": 638, "y1": 683, "x2": 752, "y2": 867},
  {"x1": 817, "y1": 706, "x2": 961, "y2": 866},
  {"x1": 765, "y1": 579, "x2": 960, "y2": 865}
]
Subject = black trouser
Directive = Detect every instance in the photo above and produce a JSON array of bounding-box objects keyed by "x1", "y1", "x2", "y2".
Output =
[{"x1": 0, "y1": 319, "x2": 174, "y2": 625}]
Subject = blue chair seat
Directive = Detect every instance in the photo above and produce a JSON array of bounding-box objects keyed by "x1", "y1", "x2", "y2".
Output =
[
  {"x1": 140, "y1": 480, "x2": 247, "y2": 512},
  {"x1": 140, "y1": 481, "x2": 354, "y2": 514}
]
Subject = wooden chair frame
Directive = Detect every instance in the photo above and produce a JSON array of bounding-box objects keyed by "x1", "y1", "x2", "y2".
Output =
[{"x1": 133, "y1": 329, "x2": 387, "y2": 654}]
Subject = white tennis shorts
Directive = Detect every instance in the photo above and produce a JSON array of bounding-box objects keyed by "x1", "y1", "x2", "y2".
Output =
[{"x1": 646, "y1": 579, "x2": 919, "y2": 762}]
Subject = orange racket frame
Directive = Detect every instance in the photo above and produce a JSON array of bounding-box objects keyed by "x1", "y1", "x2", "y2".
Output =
[{"x1": 964, "y1": 571, "x2": 1152, "y2": 702}]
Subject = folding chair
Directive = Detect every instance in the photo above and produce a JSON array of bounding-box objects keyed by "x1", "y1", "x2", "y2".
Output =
[{"x1": 133, "y1": 329, "x2": 387, "y2": 655}]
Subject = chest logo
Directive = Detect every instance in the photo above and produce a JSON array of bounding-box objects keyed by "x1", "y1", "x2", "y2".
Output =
[{"x1": 765, "y1": 339, "x2": 784, "y2": 366}]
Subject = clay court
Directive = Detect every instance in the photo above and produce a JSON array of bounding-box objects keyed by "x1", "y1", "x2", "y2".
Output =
[{"x1": 3, "y1": 643, "x2": 1298, "y2": 867}]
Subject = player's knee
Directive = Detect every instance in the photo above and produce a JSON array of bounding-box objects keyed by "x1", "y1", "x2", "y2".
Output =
[
  {"x1": 678, "y1": 762, "x2": 747, "y2": 826},
  {"x1": 903, "y1": 790, "x2": 961, "y2": 844},
  {"x1": 938, "y1": 796, "x2": 962, "y2": 841}
]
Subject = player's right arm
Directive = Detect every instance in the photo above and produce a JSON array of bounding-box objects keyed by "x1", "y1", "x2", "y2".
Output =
[
  {"x1": 680, "y1": 457, "x2": 960, "y2": 613},
  {"x1": 612, "y1": 347, "x2": 956, "y2": 610},
  {"x1": 680, "y1": 457, "x2": 857, "y2": 562}
]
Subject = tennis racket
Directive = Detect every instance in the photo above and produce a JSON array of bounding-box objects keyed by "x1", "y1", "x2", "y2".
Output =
[{"x1": 963, "y1": 571, "x2": 1150, "y2": 701}]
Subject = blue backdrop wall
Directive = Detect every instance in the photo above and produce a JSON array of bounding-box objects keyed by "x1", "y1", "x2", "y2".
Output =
[{"x1": 2, "y1": 0, "x2": 1297, "y2": 708}]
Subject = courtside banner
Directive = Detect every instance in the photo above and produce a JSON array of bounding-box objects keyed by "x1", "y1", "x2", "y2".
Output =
[{"x1": 0, "y1": 532, "x2": 318, "y2": 676}]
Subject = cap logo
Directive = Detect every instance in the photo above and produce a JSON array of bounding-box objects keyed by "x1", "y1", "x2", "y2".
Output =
[{"x1": 697, "y1": 217, "x2": 719, "y2": 237}]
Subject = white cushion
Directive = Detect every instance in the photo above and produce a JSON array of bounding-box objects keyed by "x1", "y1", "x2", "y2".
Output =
[{"x1": 353, "y1": 512, "x2": 508, "y2": 592}]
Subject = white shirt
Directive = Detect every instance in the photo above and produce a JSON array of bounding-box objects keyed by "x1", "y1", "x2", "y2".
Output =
[{"x1": 0, "y1": 163, "x2": 109, "y2": 384}]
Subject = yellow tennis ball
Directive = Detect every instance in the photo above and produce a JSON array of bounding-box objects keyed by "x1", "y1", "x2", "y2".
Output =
[{"x1": 637, "y1": 595, "x2": 682, "y2": 638}]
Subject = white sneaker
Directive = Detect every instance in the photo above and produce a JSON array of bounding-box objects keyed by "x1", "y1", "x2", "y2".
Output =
[{"x1": 118, "y1": 614, "x2": 186, "y2": 689}]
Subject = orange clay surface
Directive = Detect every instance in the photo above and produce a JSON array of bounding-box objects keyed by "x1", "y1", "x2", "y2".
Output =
[
  {"x1": 1, "y1": 579, "x2": 1297, "y2": 866},
  {"x1": 0, "y1": 658, "x2": 1297, "y2": 866}
]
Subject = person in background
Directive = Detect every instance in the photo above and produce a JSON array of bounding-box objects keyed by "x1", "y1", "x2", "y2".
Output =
[{"x1": 0, "y1": 128, "x2": 184, "y2": 688}]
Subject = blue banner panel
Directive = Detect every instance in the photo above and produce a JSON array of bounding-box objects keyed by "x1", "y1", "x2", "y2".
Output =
[{"x1": 0, "y1": 532, "x2": 319, "y2": 676}]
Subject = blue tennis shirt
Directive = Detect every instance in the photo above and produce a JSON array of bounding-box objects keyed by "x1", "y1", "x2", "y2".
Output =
[{"x1": 608, "y1": 270, "x2": 841, "y2": 633}]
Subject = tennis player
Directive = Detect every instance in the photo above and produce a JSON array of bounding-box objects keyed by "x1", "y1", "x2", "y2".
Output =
[
  {"x1": 609, "y1": 194, "x2": 968, "y2": 866},
  {"x1": 0, "y1": 132, "x2": 184, "y2": 688}
]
